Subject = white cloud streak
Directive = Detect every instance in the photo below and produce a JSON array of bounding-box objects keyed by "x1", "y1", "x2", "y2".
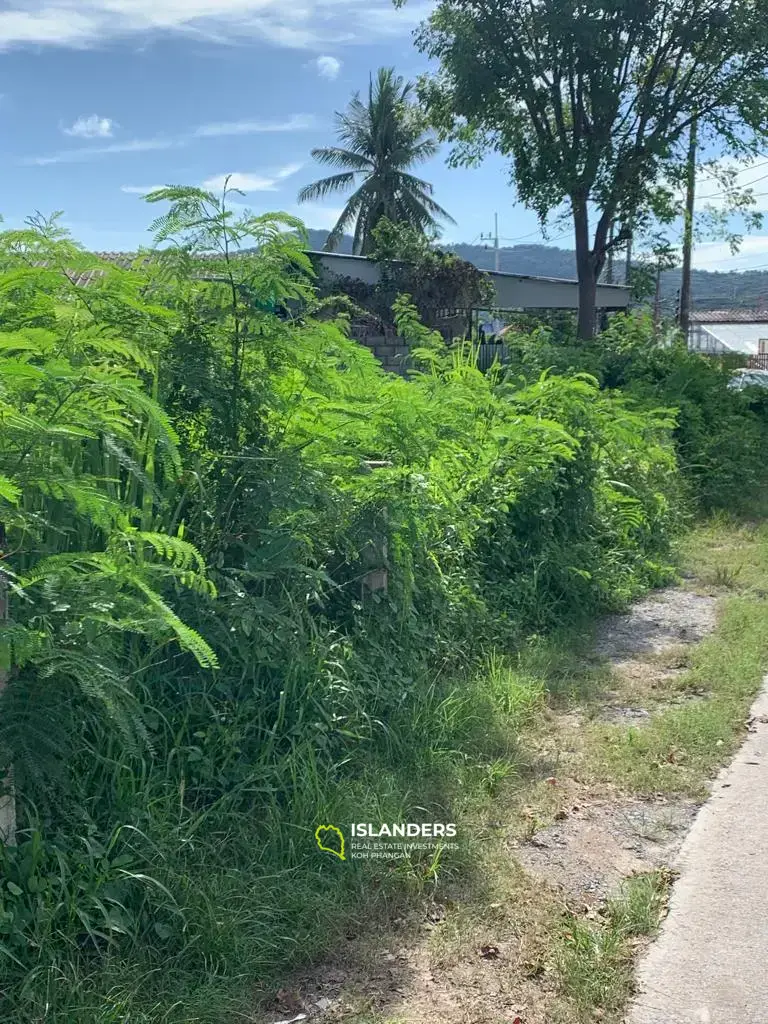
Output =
[
  {"x1": 202, "y1": 164, "x2": 303, "y2": 192},
  {"x1": 25, "y1": 116, "x2": 314, "y2": 166},
  {"x1": 63, "y1": 114, "x2": 115, "y2": 138},
  {"x1": 315, "y1": 55, "x2": 341, "y2": 79},
  {"x1": 193, "y1": 114, "x2": 316, "y2": 137},
  {"x1": 120, "y1": 184, "x2": 165, "y2": 194},
  {"x1": 0, "y1": 1, "x2": 428, "y2": 51},
  {"x1": 27, "y1": 137, "x2": 179, "y2": 165}
]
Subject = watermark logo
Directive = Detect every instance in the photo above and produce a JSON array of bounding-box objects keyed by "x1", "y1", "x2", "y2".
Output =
[
  {"x1": 315, "y1": 821, "x2": 458, "y2": 862},
  {"x1": 315, "y1": 824, "x2": 346, "y2": 861}
]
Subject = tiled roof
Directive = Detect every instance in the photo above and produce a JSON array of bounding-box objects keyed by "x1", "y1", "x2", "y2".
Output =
[
  {"x1": 28, "y1": 251, "x2": 225, "y2": 289},
  {"x1": 690, "y1": 309, "x2": 768, "y2": 323}
]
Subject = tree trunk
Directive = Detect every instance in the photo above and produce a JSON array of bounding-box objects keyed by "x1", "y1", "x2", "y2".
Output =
[
  {"x1": 577, "y1": 267, "x2": 598, "y2": 340},
  {"x1": 678, "y1": 117, "x2": 698, "y2": 338},
  {"x1": 573, "y1": 199, "x2": 598, "y2": 340}
]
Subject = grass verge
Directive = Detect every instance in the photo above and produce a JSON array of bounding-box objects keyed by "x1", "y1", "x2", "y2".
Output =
[{"x1": 277, "y1": 517, "x2": 768, "y2": 1024}]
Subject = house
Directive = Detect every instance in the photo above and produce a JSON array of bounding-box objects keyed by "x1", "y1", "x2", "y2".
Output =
[
  {"x1": 688, "y1": 310, "x2": 768, "y2": 359},
  {"x1": 312, "y1": 251, "x2": 630, "y2": 315},
  {"x1": 312, "y1": 251, "x2": 630, "y2": 372}
]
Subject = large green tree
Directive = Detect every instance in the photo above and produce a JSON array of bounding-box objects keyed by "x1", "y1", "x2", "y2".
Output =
[
  {"x1": 298, "y1": 66, "x2": 454, "y2": 254},
  {"x1": 408, "y1": 0, "x2": 768, "y2": 338}
]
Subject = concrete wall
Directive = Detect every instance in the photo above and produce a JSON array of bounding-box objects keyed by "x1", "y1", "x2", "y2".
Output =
[
  {"x1": 351, "y1": 325, "x2": 411, "y2": 375},
  {"x1": 489, "y1": 272, "x2": 629, "y2": 311}
]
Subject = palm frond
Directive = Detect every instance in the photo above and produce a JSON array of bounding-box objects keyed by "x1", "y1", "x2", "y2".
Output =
[
  {"x1": 309, "y1": 147, "x2": 373, "y2": 172},
  {"x1": 298, "y1": 173, "x2": 357, "y2": 204},
  {"x1": 325, "y1": 188, "x2": 369, "y2": 252}
]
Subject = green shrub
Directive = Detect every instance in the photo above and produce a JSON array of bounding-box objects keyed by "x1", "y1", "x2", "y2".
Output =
[{"x1": 502, "y1": 310, "x2": 768, "y2": 514}]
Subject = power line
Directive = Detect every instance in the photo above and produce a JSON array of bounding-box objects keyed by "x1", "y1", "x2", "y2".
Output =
[
  {"x1": 694, "y1": 246, "x2": 768, "y2": 268},
  {"x1": 498, "y1": 228, "x2": 572, "y2": 245},
  {"x1": 698, "y1": 156, "x2": 768, "y2": 181}
]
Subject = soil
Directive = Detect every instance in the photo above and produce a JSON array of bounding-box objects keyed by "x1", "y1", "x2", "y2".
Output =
[
  {"x1": 260, "y1": 585, "x2": 720, "y2": 1024},
  {"x1": 513, "y1": 797, "x2": 699, "y2": 905},
  {"x1": 593, "y1": 590, "x2": 717, "y2": 660}
]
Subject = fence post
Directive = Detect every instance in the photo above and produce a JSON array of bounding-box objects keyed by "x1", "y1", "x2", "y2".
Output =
[
  {"x1": 359, "y1": 461, "x2": 391, "y2": 598},
  {"x1": 0, "y1": 526, "x2": 17, "y2": 846}
]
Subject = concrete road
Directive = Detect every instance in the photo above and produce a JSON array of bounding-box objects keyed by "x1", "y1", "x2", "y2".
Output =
[{"x1": 627, "y1": 680, "x2": 768, "y2": 1024}]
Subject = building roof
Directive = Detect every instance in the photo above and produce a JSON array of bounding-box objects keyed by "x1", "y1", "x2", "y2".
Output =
[
  {"x1": 695, "y1": 324, "x2": 768, "y2": 355},
  {"x1": 312, "y1": 249, "x2": 630, "y2": 310},
  {"x1": 690, "y1": 309, "x2": 768, "y2": 323}
]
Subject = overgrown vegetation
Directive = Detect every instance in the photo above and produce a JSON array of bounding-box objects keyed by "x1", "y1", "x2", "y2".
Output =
[
  {"x1": 556, "y1": 871, "x2": 671, "y2": 1015},
  {"x1": 500, "y1": 312, "x2": 768, "y2": 513},
  {"x1": 1, "y1": 188, "x2": 768, "y2": 1022}
]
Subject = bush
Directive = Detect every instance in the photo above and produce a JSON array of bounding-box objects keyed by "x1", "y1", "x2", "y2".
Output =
[{"x1": 501, "y1": 311, "x2": 768, "y2": 514}]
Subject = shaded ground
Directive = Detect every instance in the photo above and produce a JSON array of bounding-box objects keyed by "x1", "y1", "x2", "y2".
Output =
[{"x1": 593, "y1": 591, "x2": 717, "y2": 661}]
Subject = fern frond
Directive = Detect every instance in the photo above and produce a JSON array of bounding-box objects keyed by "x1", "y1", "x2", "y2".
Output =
[{"x1": 128, "y1": 577, "x2": 219, "y2": 669}]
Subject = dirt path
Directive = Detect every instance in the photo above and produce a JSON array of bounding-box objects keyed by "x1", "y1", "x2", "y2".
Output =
[{"x1": 261, "y1": 531, "x2": 767, "y2": 1024}]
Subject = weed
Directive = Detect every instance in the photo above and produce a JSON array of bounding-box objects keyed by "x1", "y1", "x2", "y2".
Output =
[{"x1": 556, "y1": 871, "x2": 670, "y2": 1017}]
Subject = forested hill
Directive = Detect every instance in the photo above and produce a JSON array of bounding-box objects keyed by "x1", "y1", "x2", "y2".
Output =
[{"x1": 305, "y1": 228, "x2": 768, "y2": 311}]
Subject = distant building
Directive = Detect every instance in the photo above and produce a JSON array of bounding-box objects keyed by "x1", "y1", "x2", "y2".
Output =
[{"x1": 688, "y1": 310, "x2": 768, "y2": 356}]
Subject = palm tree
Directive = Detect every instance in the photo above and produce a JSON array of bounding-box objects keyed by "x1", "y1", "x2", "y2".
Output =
[{"x1": 298, "y1": 67, "x2": 454, "y2": 254}]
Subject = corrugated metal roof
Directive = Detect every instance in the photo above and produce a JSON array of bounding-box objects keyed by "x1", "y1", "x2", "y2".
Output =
[
  {"x1": 690, "y1": 309, "x2": 768, "y2": 323},
  {"x1": 694, "y1": 324, "x2": 768, "y2": 354}
]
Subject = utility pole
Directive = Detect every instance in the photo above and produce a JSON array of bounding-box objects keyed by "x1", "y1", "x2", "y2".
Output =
[
  {"x1": 653, "y1": 257, "x2": 663, "y2": 335},
  {"x1": 606, "y1": 222, "x2": 615, "y2": 284},
  {"x1": 481, "y1": 213, "x2": 500, "y2": 272},
  {"x1": 678, "y1": 117, "x2": 698, "y2": 338}
]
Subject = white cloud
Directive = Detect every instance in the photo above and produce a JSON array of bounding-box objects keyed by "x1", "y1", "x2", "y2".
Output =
[
  {"x1": 25, "y1": 137, "x2": 179, "y2": 165},
  {"x1": 289, "y1": 203, "x2": 344, "y2": 231},
  {"x1": 227, "y1": 200, "x2": 345, "y2": 231},
  {"x1": 694, "y1": 234, "x2": 768, "y2": 270},
  {"x1": 121, "y1": 184, "x2": 165, "y2": 194},
  {"x1": 0, "y1": 1, "x2": 427, "y2": 51},
  {"x1": 203, "y1": 164, "x2": 303, "y2": 192},
  {"x1": 315, "y1": 55, "x2": 341, "y2": 79},
  {"x1": 63, "y1": 114, "x2": 115, "y2": 138},
  {"x1": 25, "y1": 117, "x2": 313, "y2": 166},
  {"x1": 193, "y1": 114, "x2": 315, "y2": 138}
]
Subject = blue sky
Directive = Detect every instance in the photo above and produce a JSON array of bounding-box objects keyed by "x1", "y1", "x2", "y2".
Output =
[{"x1": 2, "y1": 0, "x2": 768, "y2": 272}]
